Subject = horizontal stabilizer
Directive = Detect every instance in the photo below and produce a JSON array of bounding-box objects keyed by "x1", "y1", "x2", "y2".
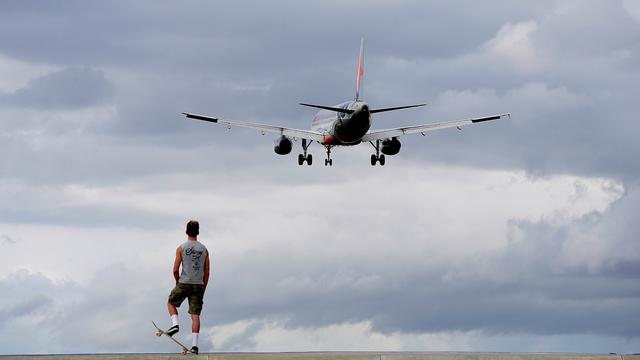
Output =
[
  {"x1": 299, "y1": 103, "x2": 354, "y2": 114},
  {"x1": 370, "y1": 103, "x2": 427, "y2": 114}
]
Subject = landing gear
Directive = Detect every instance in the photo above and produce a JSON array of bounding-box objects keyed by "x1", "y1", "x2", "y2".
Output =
[
  {"x1": 298, "y1": 139, "x2": 313, "y2": 166},
  {"x1": 298, "y1": 153, "x2": 313, "y2": 165},
  {"x1": 370, "y1": 154, "x2": 385, "y2": 166},
  {"x1": 369, "y1": 140, "x2": 386, "y2": 166},
  {"x1": 324, "y1": 146, "x2": 333, "y2": 166}
]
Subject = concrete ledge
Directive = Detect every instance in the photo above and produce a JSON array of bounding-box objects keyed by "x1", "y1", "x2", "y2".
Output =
[{"x1": 0, "y1": 353, "x2": 637, "y2": 360}]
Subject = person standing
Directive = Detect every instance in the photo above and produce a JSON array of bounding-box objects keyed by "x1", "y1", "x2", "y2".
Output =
[{"x1": 166, "y1": 220, "x2": 210, "y2": 354}]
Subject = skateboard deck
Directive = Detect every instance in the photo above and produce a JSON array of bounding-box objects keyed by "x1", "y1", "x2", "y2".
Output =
[{"x1": 152, "y1": 320, "x2": 191, "y2": 355}]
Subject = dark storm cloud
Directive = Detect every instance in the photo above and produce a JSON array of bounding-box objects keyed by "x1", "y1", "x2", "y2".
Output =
[{"x1": 0, "y1": 67, "x2": 114, "y2": 109}]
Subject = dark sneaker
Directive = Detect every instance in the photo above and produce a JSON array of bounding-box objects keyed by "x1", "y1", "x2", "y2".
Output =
[
  {"x1": 190, "y1": 346, "x2": 199, "y2": 354},
  {"x1": 166, "y1": 325, "x2": 179, "y2": 336}
]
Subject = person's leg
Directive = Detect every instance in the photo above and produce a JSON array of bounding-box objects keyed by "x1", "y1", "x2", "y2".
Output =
[
  {"x1": 191, "y1": 314, "x2": 200, "y2": 333},
  {"x1": 187, "y1": 285, "x2": 204, "y2": 352},
  {"x1": 190, "y1": 314, "x2": 200, "y2": 353},
  {"x1": 167, "y1": 284, "x2": 187, "y2": 335},
  {"x1": 168, "y1": 302, "x2": 178, "y2": 316}
]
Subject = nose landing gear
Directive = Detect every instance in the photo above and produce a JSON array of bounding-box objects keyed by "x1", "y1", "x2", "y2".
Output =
[
  {"x1": 369, "y1": 140, "x2": 386, "y2": 166},
  {"x1": 324, "y1": 145, "x2": 333, "y2": 166}
]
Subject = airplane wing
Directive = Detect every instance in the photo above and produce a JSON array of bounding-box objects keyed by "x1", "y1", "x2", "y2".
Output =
[
  {"x1": 183, "y1": 112, "x2": 326, "y2": 142},
  {"x1": 361, "y1": 113, "x2": 510, "y2": 142}
]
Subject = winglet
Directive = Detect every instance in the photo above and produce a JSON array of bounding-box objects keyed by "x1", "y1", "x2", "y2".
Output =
[
  {"x1": 355, "y1": 37, "x2": 364, "y2": 101},
  {"x1": 470, "y1": 113, "x2": 510, "y2": 123}
]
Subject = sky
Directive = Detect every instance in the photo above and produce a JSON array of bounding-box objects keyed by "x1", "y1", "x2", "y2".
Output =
[{"x1": 1, "y1": 0, "x2": 640, "y2": 355}]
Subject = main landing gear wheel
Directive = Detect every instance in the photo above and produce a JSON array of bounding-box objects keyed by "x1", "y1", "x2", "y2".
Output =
[
  {"x1": 298, "y1": 139, "x2": 313, "y2": 166},
  {"x1": 369, "y1": 139, "x2": 386, "y2": 166},
  {"x1": 370, "y1": 154, "x2": 385, "y2": 166},
  {"x1": 298, "y1": 153, "x2": 312, "y2": 165}
]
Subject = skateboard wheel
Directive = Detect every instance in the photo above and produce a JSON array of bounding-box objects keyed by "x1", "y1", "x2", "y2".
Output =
[
  {"x1": 181, "y1": 350, "x2": 188, "y2": 355},
  {"x1": 155, "y1": 332, "x2": 162, "y2": 337}
]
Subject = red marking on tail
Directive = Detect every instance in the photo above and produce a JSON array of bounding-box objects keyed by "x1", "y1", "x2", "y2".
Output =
[{"x1": 355, "y1": 38, "x2": 364, "y2": 100}]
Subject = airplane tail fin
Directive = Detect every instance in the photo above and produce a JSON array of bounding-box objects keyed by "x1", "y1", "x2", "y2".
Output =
[{"x1": 355, "y1": 37, "x2": 364, "y2": 101}]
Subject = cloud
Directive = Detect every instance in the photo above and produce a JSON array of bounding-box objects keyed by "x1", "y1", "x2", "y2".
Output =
[
  {"x1": 483, "y1": 21, "x2": 543, "y2": 73},
  {"x1": 0, "y1": 54, "x2": 58, "y2": 93},
  {"x1": 0, "y1": 268, "x2": 176, "y2": 354},
  {"x1": 4, "y1": 164, "x2": 638, "y2": 354},
  {"x1": 0, "y1": 67, "x2": 114, "y2": 109},
  {"x1": 205, "y1": 320, "x2": 640, "y2": 353},
  {"x1": 1, "y1": 234, "x2": 19, "y2": 245},
  {"x1": 2, "y1": 0, "x2": 640, "y2": 354}
]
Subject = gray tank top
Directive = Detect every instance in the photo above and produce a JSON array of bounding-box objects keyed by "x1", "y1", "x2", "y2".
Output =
[{"x1": 179, "y1": 240, "x2": 208, "y2": 285}]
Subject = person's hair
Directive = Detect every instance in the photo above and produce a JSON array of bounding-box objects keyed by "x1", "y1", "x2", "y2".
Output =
[{"x1": 186, "y1": 220, "x2": 199, "y2": 237}]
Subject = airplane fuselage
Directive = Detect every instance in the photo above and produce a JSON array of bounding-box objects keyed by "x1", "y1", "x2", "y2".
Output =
[{"x1": 311, "y1": 101, "x2": 371, "y2": 145}]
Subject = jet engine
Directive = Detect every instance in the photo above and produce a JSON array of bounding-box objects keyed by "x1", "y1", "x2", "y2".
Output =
[
  {"x1": 273, "y1": 135, "x2": 293, "y2": 155},
  {"x1": 381, "y1": 137, "x2": 401, "y2": 155}
]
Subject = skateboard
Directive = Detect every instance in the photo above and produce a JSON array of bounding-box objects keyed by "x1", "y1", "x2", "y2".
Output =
[{"x1": 152, "y1": 320, "x2": 191, "y2": 355}]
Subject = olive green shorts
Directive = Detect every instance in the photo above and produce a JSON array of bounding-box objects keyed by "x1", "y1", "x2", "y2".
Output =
[{"x1": 168, "y1": 283, "x2": 205, "y2": 315}]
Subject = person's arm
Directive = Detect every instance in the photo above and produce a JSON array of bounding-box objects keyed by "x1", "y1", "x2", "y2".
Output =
[
  {"x1": 203, "y1": 253, "x2": 210, "y2": 288},
  {"x1": 173, "y1": 246, "x2": 182, "y2": 284}
]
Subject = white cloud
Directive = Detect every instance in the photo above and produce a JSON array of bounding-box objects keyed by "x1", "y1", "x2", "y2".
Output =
[
  {"x1": 205, "y1": 319, "x2": 640, "y2": 353},
  {"x1": 0, "y1": 163, "x2": 623, "y2": 282},
  {"x1": 483, "y1": 21, "x2": 544, "y2": 73},
  {"x1": 207, "y1": 320, "x2": 472, "y2": 351}
]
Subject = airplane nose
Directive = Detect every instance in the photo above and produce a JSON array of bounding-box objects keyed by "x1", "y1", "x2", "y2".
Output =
[{"x1": 361, "y1": 105, "x2": 369, "y2": 113}]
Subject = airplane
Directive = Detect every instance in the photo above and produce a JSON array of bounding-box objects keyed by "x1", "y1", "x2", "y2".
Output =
[{"x1": 183, "y1": 39, "x2": 509, "y2": 166}]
